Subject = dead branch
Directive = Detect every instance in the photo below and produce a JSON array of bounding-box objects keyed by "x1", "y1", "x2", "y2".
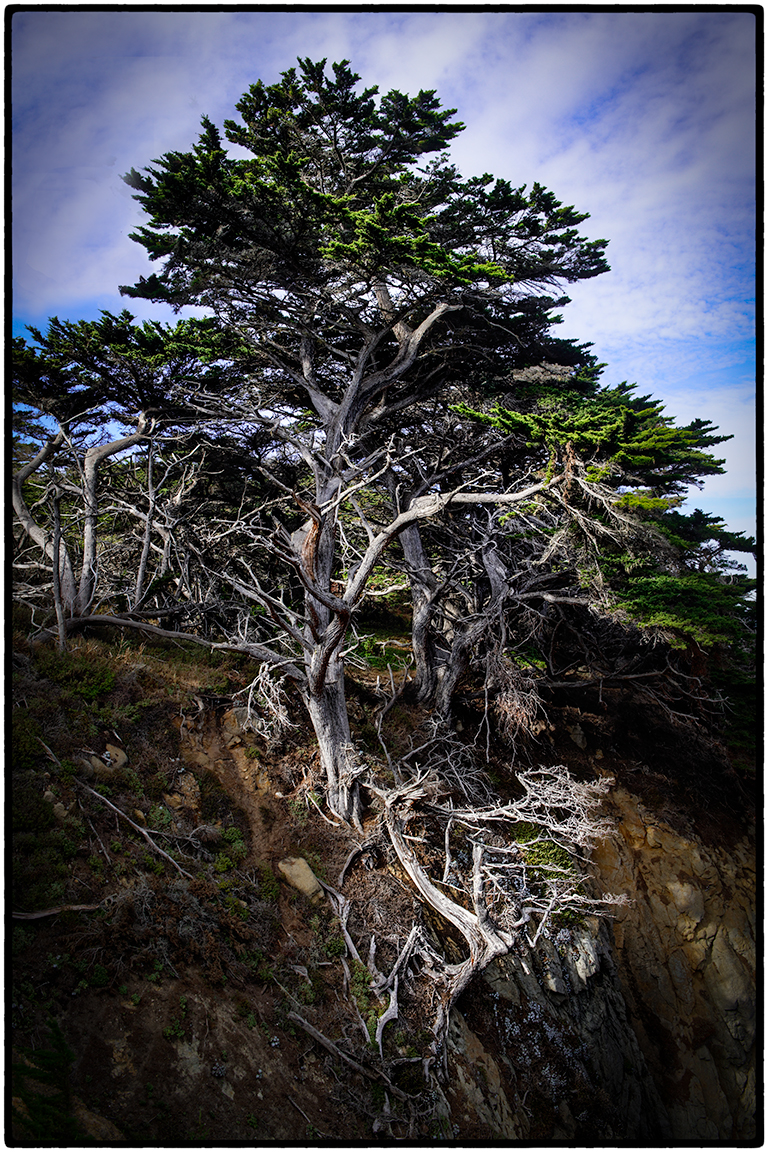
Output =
[
  {"x1": 286, "y1": 1012, "x2": 408, "y2": 1101},
  {"x1": 12, "y1": 904, "x2": 103, "y2": 920},
  {"x1": 75, "y1": 781, "x2": 195, "y2": 880},
  {"x1": 374, "y1": 976, "x2": 399, "y2": 1059}
]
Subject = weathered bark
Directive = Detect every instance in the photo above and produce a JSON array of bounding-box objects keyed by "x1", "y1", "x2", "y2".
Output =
[
  {"x1": 305, "y1": 662, "x2": 363, "y2": 830},
  {"x1": 433, "y1": 625, "x2": 480, "y2": 718},
  {"x1": 50, "y1": 491, "x2": 67, "y2": 651},
  {"x1": 398, "y1": 523, "x2": 441, "y2": 703},
  {"x1": 12, "y1": 433, "x2": 78, "y2": 612},
  {"x1": 133, "y1": 443, "x2": 155, "y2": 607},
  {"x1": 402, "y1": 521, "x2": 517, "y2": 717},
  {"x1": 76, "y1": 420, "x2": 152, "y2": 616}
]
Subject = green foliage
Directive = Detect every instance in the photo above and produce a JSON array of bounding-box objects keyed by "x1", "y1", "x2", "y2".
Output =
[
  {"x1": 163, "y1": 1017, "x2": 185, "y2": 1041},
  {"x1": 349, "y1": 958, "x2": 373, "y2": 1013},
  {"x1": 223, "y1": 895, "x2": 250, "y2": 921},
  {"x1": 258, "y1": 863, "x2": 280, "y2": 902},
  {"x1": 12, "y1": 778, "x2": 56, "y2": 834},
  {"x1": 90, "y1": 963, "x2": 109, "y2": 988},
  {"x1": 12, "y1": 926, "x2": 35, "y2": 957},
  {"x1": 287, "y1": 796, "x2": 308, "y2": 825},
  {"x1": 655, "y1": 507, "x2": 756, "y2": 569},
  {"x1": 11, "y1": 773, "x2": 87, "y2": 911},
  {"x1": 615, "y1": 572, "x2": 756, "y2": 648},
  {"x1": 146, "y1": 959, "x2": 165, "y2": 984},
  {"x1": 36, "y1": 650, "x2": 116, "y2": 701},
  {"x1": 14, "y1": 309, "x2": 223, "y2": 426},
  {"x1": 241, "y1": 948, "x2": 274, "y2": 984},
  {"x1": 120, "y1": 55, "x2": 608, "y2": 415},
  {"x1": 148, "y1": 803, "x2": 172, "y2": 830},
  {"x1": 141, "y1": 852, "x2": 165, "y2": 876},
  {"x1": 322, "y1": 934, "x2": 345, "y2": 959},
  {"x1": 456, "y1": 373, "x2": 754, "y2": 692},
  {"x1": 214, "y1": 853, "x2": 234, "y2": 874},
  {"x1": 457, "y1": 378, "x2": 729, "y2": 494},
  {"x1": 299, "y1": 848, "x2": 327, "y2": 881}
]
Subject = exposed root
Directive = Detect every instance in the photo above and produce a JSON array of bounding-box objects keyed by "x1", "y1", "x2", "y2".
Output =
[{"x1": 322, "y1": 733, "x2": 627, "y2": 1087}]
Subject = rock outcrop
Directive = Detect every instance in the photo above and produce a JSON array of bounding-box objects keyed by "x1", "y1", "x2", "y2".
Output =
[
  {"x1": 443, "y1": 780, "x2": 755, "y2": 1141},
  {"x1": 593, "y1": 784, "x2": 756, "y2": 1140}
]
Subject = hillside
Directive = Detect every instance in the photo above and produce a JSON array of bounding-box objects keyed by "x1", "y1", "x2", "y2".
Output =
[{"x1": 10, "y1": 623, "x2": 756, "y2": 1143}]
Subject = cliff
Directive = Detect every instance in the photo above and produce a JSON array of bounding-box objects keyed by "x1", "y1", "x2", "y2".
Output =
[{"x1": 10, "y1": 637, "x2": 756, "y2": 1142}]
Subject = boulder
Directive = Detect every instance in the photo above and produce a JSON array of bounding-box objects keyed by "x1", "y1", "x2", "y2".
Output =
[{"x1": 277, "y1": 857, "x2": 322, "y2": 901}]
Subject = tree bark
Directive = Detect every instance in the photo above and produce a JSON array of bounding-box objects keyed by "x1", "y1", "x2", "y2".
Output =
[
  {"x1": 12, "y1": 433, "x2": 78, "y2": 613},
  {"x1": 398, "y1": 523, "x2": 441, "y2": 704},
  {"x1": 50, "y1": 491, "x2": 68, "y2": 652},
  {"x1": 77, "y1": 421, "x2": 151, "y2": 616},
  {"x1": 305, "y1": 673, "x2": 363, "y2": 829}
]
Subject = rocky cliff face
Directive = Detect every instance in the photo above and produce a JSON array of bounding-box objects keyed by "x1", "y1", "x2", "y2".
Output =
[
  {"x1": 593, "y1": 784, "x2": 756, "y2": 1140},
  {"x1": 443, "y1": 780, "x2": 756, "y2": 1142},
  {"x1": 11, "y1": 642, "x2": 756, "y2": 1143},
  {"x1": 165, "y1": 705, "x2": 760, "y2": 1140}
]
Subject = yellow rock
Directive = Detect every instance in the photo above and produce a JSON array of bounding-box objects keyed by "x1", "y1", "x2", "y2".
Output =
[
  {"x1": 277, "y1": 856, "x2": 322, "y2": 900},
  {"x1": 105, "y1": 743, "x2": 127, "y2": 769}
]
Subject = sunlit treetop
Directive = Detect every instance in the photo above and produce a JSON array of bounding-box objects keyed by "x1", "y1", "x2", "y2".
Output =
[{"x1": 120, "y1": 55, "x2": 609, "y2": 370}]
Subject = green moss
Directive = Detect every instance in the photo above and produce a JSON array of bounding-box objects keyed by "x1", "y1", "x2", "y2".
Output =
[
  {"x1": 258, "y1": 863, "x2": 280, "y2": 902},
  {"x1": 36, "y1": 650, "x2": 116, "y2": 701},
  {"x1": 520, "y1": 838, "x2": 573, "y2": 874}
]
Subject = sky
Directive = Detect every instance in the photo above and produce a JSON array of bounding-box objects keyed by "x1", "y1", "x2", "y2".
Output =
[{"x1": 10, "y1": 7, "x2": 758, "y2": 562}]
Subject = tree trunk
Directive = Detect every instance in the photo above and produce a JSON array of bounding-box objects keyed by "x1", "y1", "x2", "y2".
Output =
[
  {"x1": 433, "y1": 626, "x2": 479, "y2": 718},
  {"x1": 299, "y1": 471, "x2": 364, "y2": 828},
  {"x1": 397, "y1": 522, "x2": 442, "y2": 704},
  {"x1": 305, "y1": 672, "x2": 363, "y2": 829},
  {"x1": 50, "y1": 492, "x2": 68, "y2": 651},
  {"x1": 12, "y1": 434, "x2": 79, "y2": 615},
  {"x1": 77, "y1": 426, "x2": 149, "y2": 616}
]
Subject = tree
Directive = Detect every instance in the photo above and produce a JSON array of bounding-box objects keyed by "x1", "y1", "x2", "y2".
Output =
[
  {"x1": 434, "y1": 367, "x2": 757, "y2": 733},
  {"x1": 11, "y1": 57, "x2": 753, "y2": 1085},
  {"x1": 11, "y1": 313, "x2": 226, "y2": 637},
  {"x1": 117, "y1": 56, "x2": 610, "y2": 822}
]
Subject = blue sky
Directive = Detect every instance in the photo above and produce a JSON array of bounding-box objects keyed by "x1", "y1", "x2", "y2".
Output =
[{"x1": 11, "y1": 8, "x2": 758, "y2": 560}]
